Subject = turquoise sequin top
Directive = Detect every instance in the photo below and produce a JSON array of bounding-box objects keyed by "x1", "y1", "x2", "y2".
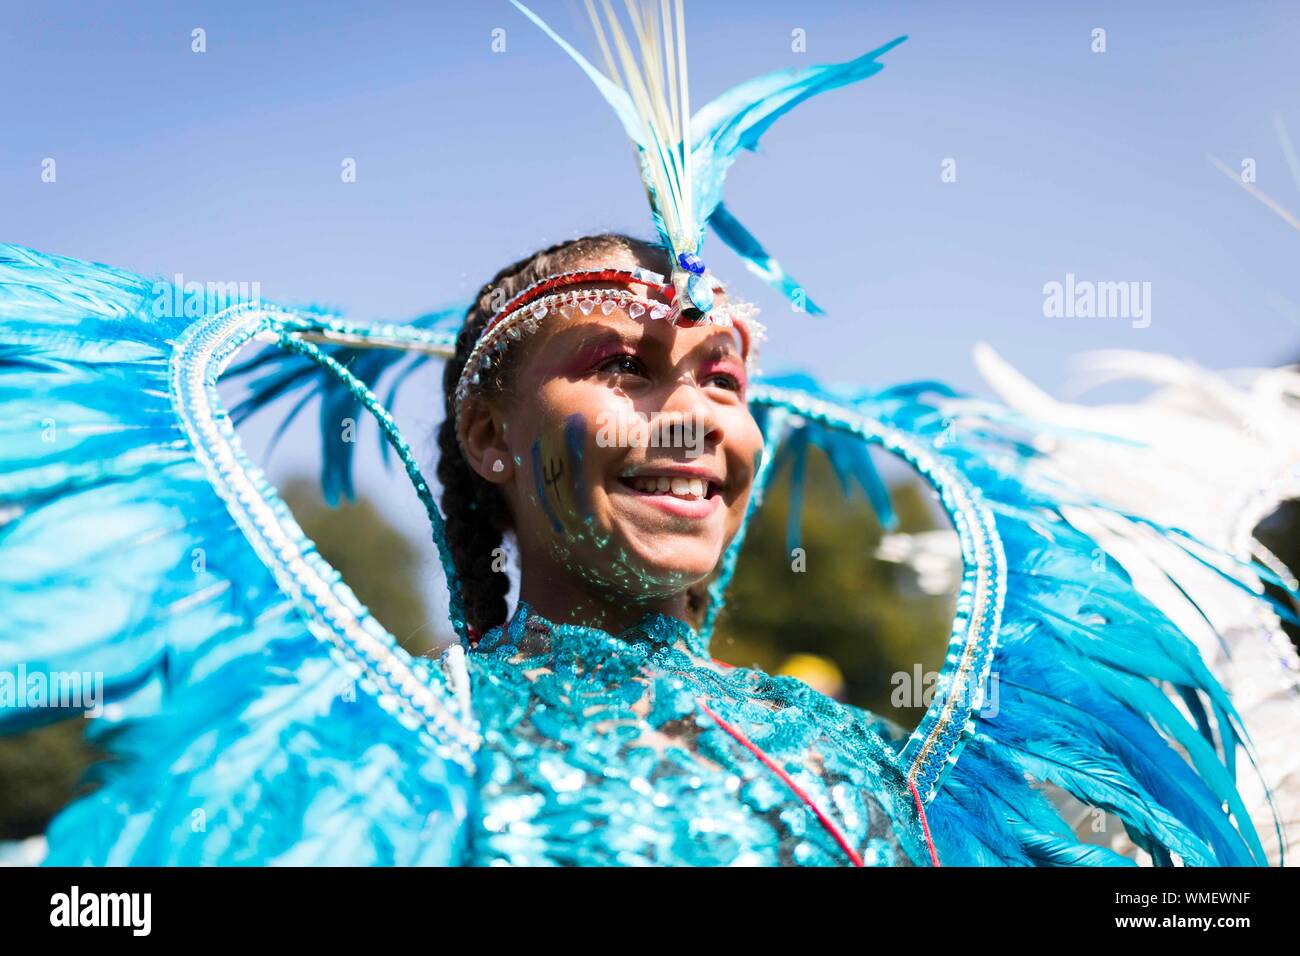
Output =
[{"x1": 417, "y1": 601, "x2": 932, "y2": 867}]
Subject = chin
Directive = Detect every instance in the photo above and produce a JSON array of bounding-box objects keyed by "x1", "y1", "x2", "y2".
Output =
[
  {"x1": 612, "y1": 527, "x2": 724, "y2": 589},
  {"x1": 602, "y1": 482, "x2": 729, "y2": 584}
]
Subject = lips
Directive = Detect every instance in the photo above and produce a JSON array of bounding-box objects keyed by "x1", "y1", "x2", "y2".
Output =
[
  {"x1": 621, "y1": 474, "x2": 712, "y2": 500},
  {"x1": 614, "y1": 469, "x2": 722, "y2": 518}
]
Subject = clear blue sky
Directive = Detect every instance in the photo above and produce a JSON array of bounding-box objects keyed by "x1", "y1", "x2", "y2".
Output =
[
  {"x1": 5, "y1": 1, "x2": 1298, "y2": 389},
  {"x1": 4, "y1": 1, "x2": 1299, "y2": 632}
]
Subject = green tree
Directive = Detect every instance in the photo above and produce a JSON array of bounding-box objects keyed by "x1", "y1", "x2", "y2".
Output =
[{"x1": 713, "y1": 453, "x2": 956, "y2": 728}]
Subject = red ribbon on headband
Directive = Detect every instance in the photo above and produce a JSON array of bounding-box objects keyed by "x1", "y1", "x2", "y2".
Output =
[{"x1": 480, "y1": 268, "x2": 751, "y2": 358}]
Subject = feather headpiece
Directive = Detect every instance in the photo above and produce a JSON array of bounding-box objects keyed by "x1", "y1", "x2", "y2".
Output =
[{"x1": 510, "y1": 0, "x2": 906, "y2": 317}]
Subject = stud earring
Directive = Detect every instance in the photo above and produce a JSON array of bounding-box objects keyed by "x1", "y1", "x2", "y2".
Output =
[{"x1": 491, "y1": 457, "x2": 505, "y2": 474}]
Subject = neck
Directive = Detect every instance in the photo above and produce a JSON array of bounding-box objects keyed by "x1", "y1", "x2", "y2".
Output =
[{"x1": 516, "y1": 565, "x2": 692, "y2": 636}]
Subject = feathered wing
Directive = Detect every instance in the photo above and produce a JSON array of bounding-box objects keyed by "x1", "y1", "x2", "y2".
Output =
[
  {"x1": 971, "y1": 344, "x2": 1300, "y2": 865},
  {"x1": 227, "y1": 307, "x2": 466, "y2": 505},
  {"x1": 0, "y1": 244, "x2": 476, "y2": 864},
  {"x1": 730, "y1": 357, "x2": 1300, "y2": 866},
  {"x1": 5, "y1": 237, "x2": 1294, "y2": 868}
]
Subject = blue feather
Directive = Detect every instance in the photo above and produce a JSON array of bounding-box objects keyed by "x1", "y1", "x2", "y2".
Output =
[
  {"x1": 689, "y1": 35, "x2": 908, "y2": 225},
  {"x1": 707, "y1": 203, "x2": 825, "y2": 314},
  {"x1": 228, "y1": 307, "x2": 465, "y2": 503},
  {"x1": 0, "y1": 244, "x2": 475, "y2": 863}
]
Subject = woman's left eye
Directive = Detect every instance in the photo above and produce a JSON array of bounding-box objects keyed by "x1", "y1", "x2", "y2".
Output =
[{"x1": 703, "y1": 371, "x2": 744, "y2": 392}]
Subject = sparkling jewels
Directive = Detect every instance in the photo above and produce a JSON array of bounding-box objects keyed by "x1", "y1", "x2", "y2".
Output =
[
  {"x1": 687, "y1": 273, "x2": 715, "y2": 314},
  {"x1": 677, "y1": 251, "x2": 705, "y2": 275}
]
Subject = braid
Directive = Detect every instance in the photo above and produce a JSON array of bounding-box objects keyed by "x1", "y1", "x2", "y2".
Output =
[{"x1": 437, "y1": 232, "x2": 670, "y2": 639}]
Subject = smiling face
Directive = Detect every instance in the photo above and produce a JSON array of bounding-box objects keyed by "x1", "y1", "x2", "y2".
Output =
[{"x1": 457, "y1": 248, "x2": 764, "y2": 615}]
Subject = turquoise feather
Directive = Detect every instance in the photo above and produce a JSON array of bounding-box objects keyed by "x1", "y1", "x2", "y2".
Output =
[
  {"x1": 690, "y1": 37, "x2": 905, "y2": 305},
  {"x1": 0, "y1": 244, "x2": 474, "y2": 863},
  {"x1": 510, "y1": 1, "x2": 904, "y2": 312},
  {"x1": 707, "y1": 203, "x2": 825, "y2": 315}
]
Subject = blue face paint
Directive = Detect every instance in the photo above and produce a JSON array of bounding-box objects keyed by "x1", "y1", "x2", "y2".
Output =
[
  {"x1": 531, "y1": 438, "x2": 565, "y2": 535},
  {"x1": 564, "y1": 413, "x2": 590, "y2": 522}
]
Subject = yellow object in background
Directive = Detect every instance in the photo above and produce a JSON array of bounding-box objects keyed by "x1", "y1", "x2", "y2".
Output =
[{"x1": 778, "y1": 653, "x2": 846, "y2": 702}]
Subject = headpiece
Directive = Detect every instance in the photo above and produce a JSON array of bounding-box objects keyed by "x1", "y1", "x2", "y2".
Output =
[
  {"x1": 453, "y1": 0, "x2": 907, "y2": 419},
  {"x1": 453, "y1": 265, "x2": 765, "y2": 417}
]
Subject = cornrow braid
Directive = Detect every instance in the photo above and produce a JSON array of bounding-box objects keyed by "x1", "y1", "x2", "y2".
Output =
[{"x1": 437, "y1": 232, "x2": 676, "y2": 639}]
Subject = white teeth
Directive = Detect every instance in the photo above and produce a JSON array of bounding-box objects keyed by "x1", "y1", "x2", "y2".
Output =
[{"x1": 626, "y1": 475, "x2": 711, "y2": 500}]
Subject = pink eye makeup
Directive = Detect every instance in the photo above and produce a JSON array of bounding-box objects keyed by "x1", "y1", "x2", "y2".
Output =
[
  {"x1": 452, "y1": 269, "x2": 766, "y2": 425},
  {"x1": 698, "y1": 357, "x2": 747, "y2": 393},
  {"x1": 563, "y1": 339, "x2": 635, "y2": 378}
]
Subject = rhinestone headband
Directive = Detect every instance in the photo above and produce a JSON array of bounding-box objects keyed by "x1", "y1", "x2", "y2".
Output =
[{"x1": 452, "y1": 267, "x2": 765, "y2": 424}]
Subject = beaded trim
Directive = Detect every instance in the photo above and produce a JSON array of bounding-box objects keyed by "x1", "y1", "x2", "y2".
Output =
[
  {"x1": 717, "y1": 385, "x2": 1007, "y2": 806},
  {"x1": 453, "y1": 271, "x2": 766, "y2": 422},
  {"x1": 170, "y1": 304, "x2": 482, "y2": 771}
]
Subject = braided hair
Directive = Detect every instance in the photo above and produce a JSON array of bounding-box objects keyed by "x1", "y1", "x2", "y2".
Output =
[{"x1": 437, "y1": 232, "x2": 695, "y2": 639}]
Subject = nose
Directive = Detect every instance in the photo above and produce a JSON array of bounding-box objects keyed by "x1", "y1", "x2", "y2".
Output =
[{"x1": 655, "y1": 376, "x2": 724, "y2": 454}]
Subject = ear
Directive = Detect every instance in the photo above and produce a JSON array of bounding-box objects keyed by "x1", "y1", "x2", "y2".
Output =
[{"x1": 457, "y1": 395, "x2": 515, "y2": 483}]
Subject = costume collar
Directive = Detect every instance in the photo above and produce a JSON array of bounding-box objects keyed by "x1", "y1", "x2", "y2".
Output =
[{"x1": 470, "y1": 599, "x2": 710, "y2": 662}]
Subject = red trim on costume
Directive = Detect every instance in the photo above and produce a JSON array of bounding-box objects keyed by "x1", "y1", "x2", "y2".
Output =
[
  {"x1": 695, "y1": 695, "x2": 866, "y2": 867},
  {"x1": 909, "y1": 777, "x2": 942, "y2": 867}
]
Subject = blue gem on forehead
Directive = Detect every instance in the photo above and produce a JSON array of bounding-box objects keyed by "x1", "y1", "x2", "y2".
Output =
[
  {"x1": 686, "y1": 273, "x2": 715, "y2": 314},
  {"x1": 677, "y1": 252, "x2": 706, "y2": 275}
]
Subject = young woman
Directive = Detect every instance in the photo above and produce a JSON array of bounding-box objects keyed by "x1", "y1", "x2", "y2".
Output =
[
  {"x1": 428, "y1": 230, "x2": 929, "y2": 866},
  {"x1": 438, "y1": 233, "x2": 760, "y2": 640}
]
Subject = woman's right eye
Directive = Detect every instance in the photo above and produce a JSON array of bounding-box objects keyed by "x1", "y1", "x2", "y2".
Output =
[{"x1": 595, "y1": 354, "x2": 644, "y2": 377}]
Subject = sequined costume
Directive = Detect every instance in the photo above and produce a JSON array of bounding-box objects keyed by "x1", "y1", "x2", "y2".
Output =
[
  {"x1": 439, "y1": 601, "x2": 924, "y2": 866},
  {"x1": 3, "y1": 0, "x2": 1300, "y2": 868}
]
